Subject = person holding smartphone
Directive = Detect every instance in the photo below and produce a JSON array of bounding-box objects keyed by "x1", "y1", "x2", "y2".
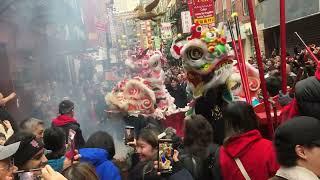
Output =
[
  {"x1": 44, "y1": 127, "x2": 80, "y2": 172},
  {"x1": 128, "y1": 127, "x2": 193, "y2": 180},
  {"x1": 52, "y1": 100, "x2": 85, "y2": 149}
]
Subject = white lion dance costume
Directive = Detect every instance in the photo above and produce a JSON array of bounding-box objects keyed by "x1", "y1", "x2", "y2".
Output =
[
  {"x1": 106, "y1": 48, "x2": 177, "y2": 119},
  {"x1": 170, "y1": 23, "x2": 261, "y2": 144}
]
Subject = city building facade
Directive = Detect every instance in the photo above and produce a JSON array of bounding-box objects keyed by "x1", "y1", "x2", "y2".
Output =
[
  {"x1": 256, "y1": 0, "x2": 320, "y2": 56},
  {"x1": 215, "y1": 0, "x2": 265, "y2": 61}
]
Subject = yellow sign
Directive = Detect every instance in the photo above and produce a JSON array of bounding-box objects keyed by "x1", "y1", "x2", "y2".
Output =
[{"x1": 194, "y1": 17, "x2": 215, "y2": 25}]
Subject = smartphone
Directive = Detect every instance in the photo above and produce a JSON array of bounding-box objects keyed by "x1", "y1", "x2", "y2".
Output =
[
  {"x1": 66, "y1": 129, "x2": 76, "y2": 162},
  {"x1": 158, "y1": 139, "x2": 174, "y2": 173},
  {"x1": 124, "y1": 126, "x2": 135, "y2": 144},
  {"x1": 14, "y1": 169, "x2": 42, "y2": 180}
]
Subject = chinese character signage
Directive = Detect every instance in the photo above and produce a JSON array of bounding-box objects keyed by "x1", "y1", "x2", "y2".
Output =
[
  {"x1": 181, "y1": 11, "x2": 193, "y2": 33},
  {"x1": 161, "y1": 23, "x2": 173, "y2": 40},
  {"x1": 192, "y1": 0, "x2": 215, "y2": 25}
]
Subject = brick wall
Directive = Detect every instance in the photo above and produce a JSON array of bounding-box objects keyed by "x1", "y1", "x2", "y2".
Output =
[{"x1": 215, "y1": 0, "x2": 255, "y2": 24}]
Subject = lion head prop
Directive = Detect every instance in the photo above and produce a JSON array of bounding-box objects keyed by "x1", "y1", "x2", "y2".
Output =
[
  {"x1": 106, "y1": 49, "x2": 176, "y2": 119},
  {"x1": 171, "y1": 24, "x2": 235, "y2": 98}
]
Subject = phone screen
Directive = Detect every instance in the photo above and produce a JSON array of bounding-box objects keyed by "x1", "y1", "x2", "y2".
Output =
[
  {"x1": 124, "y1": 126, "x2": 135, "y2": 144},
  {"x1": 66, "y1": 129, "x2": 76, "y2": 161},
  {"x1": 14, "y1": 170, "x2": 41, "y2": 180},
  {"x1": 158, "y1": 139, "x2": 173, "y2": 173}
]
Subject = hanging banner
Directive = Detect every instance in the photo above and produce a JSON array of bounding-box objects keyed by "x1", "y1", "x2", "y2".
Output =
[
  {"x1": 160, "y1": 23, "x2": 173, "y2": 40},
  {"x1": 192, "y1": 0, "x2": 215, "y2": 25},
  {"x1": 181, "y1": 11, "x2": 193, "y2": 33}
]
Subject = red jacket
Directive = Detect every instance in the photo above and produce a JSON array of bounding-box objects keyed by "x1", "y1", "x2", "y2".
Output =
[
  {"x1": 279, "y1": 98, "x2": 299, "y2": 124},
  {"x1": 220, "y1": 130, "x2": 279, "y2": 180},
  {"x1": 52, "y1": 115, "x2": 85, "y2": 148}
]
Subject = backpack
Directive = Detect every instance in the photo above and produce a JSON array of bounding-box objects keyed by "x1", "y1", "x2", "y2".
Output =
[
  {"x1": 209, "y1": 145, "x2": 221, "y2": 180},
  {"x1": 180, "y1": 144, "x2": 221, "y2": 180}
]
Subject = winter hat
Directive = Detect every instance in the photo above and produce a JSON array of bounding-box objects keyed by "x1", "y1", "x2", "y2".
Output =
[
  {"x1": 5, "y1": 132, "x2": 44, "y2": 167},
  {"x1": 275, "y1": 116, "x2": 320, "y2": 147}
]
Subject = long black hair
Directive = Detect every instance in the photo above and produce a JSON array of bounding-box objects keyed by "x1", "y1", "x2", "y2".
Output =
[
  {"x1": 137, "y1": 126, "x2": 161, "y2": 149},
  {"x1": 223, "y1": 101, "x2": 258, "y2": 138},
  {"x1": 85, "y1": 131, "x2": 115, "y2": 159}
]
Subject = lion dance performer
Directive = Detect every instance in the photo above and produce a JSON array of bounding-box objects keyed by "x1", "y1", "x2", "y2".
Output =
[
  {"x1": 106, "y1": 48, "x2": 178, "y2": 131},
  {"x1": 171, "y1": 23, "x2": 262, "y2": 144}
]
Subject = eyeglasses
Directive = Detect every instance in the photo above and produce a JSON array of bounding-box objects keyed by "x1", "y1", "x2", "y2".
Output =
[{"x1": 0, "y1": 158, "x2": 14, "y2": 171}]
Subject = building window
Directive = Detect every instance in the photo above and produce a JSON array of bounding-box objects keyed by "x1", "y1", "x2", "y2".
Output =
[
  {"x1": 223, "y1": 0, "x2": 227, "y2": 10},
  {"x1": 243, "y1": 0, "x2": 249, "y2": 16}
]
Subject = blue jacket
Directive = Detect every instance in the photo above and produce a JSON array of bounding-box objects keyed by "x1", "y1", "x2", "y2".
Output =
[{"x1": 79, "y1": 148, "x2": 121, "y2": 180}]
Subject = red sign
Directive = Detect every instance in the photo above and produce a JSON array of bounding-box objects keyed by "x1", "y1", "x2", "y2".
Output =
[
  {"x1": 188, "y1": 0, "x2": 194, "y2": 17},
  {"x1": 192, "y1": 0, "x2": 215, "y2": 25},
  {"x1": 96, "y1": 21, "x2": 107, "y2": 32}
]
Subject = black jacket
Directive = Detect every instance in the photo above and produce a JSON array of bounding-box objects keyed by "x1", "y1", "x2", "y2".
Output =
[
  {"x1": 52, "y1": 121, "x2": 85, "y2": 149},
  {"x1": 295, "y1": 76, "x2": 320, "y2": 120},
  {"x1": 194, "y1": 86, "x2": 228, "y2": 145},
  {"x1": 179, "y1": 144, "x2": 220, "y2": 180},
  {"x1": 129, "y1": 160, "x2": 194, "y2": 180},
  {"x1": 167, "y1": 85, "x2": 188, "y2": 108}
]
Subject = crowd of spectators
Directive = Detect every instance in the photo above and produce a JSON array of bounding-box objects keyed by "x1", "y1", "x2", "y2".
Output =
[{"x1": 1, "y1": 44, "x2": 320, "y2": 180}]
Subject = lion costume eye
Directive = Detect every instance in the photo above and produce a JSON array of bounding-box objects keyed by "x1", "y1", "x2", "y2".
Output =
[
  {"x1": 186, "y1": 47, "x2": 204, "y2": 61},
  {"x1": 196, "y1": 26, "x2": 202, "y2": 32},
  {"x1": 152, "y1": 60, "x2": 159, "y2": 67}
]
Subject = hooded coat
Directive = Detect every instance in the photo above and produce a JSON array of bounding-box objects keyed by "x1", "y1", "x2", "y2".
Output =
[
  {"x1": 295, "y1": 76, "x2": 320, "y2": 120},
  {"x1": 79, "y1": 148, "x2": 121, "y2": 180},
  {"x1": 219, "y1": 130, "x2": 279, "y2": 180},
  {"x1": 52, "y1": 115, "x2": 85, "y2": 149}
]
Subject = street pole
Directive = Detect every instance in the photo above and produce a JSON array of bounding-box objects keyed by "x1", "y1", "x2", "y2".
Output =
[
  {"x1": 295, "y1": 32, "x2": 319, "y2": 63},
  {"x1": 104, "y1": 6, "x2": 112, "y2": 71},
  {"x1": 246, "y1": 0, "x2": 273, "y2": 138},
  {"x1": 232, "y1": 13, "x2": 252, "y2": 104},
  {"x1": 280, "y1": 0, "x2": 287, "y2": 93}
]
